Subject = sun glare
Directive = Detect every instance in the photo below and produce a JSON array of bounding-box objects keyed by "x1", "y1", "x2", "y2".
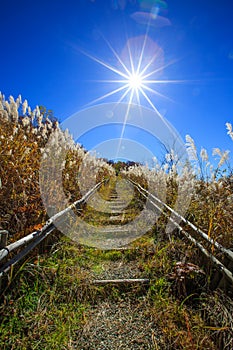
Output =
[
  {"x1": 81, "y1": 35, "x2": 178, "y2": 110},
  {"x1": 128, "y1": 72, "x2": 143, "y2": 90},
  {"x1": 80, "y1": 34, "x2": 184, "y2": 157}
]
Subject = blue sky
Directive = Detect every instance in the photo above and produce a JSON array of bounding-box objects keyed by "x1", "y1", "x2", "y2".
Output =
[{"x1": 1, "y1": 0, "x2": 233, "y2": 165}]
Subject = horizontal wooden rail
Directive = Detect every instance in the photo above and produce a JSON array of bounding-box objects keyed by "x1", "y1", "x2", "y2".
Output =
[
  {"x1": 129, "y1": 179, "x2": 233, "y2": 285},
  {"x1": 0, "y1": 230, "x2": 41, "y2": 262},
  {"x1": 129, "y1": 178, "x2": 233, "y2": 263},
  {"x1": 0, "y1": 227, "x2": 55, "y2": 278},
  {"x1": 0, "y1": 180, "x2": 104, "y2": 277},
  {"x1": 91, "y1": 278, "x2": 150, "y2": 285}
]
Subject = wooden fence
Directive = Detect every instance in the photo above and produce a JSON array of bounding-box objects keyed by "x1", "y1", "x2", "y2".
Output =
[
  {"x1": 1, "y1": 177, "x2": 232, "y2": 291},
  {"x1": 0, "y1": 181, "x2": 103, "y2": 279},
  {"x1": 129, "y1": 179, "x2": 233, "y2": 287}
]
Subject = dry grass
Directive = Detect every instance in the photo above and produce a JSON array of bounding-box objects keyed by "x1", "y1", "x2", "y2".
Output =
[{"x1": 1, "y1": 97, "x2": 233, "y2": 349}]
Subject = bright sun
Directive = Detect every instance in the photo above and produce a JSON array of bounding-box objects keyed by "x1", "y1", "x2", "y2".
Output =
[
  {"x1": 80, "y1": 35, "x2": 182, "y2": 157},
  {"x1": 81, "y1": 35, "x2": 171, "y2": 110},
  {"x1": 128, "y1": 72, "x2": 143, "y2": 90}
]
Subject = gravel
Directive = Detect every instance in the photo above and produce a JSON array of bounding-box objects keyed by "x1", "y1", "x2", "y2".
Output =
[
  {"x1": 90, "y1": 260, "x2": 146, "y2": 280},
  {"x1": 71, "y1": 257, "x2": 164, "y2": 350},
  {"x1": 73, "y1": 298, "x2": 160, "y2": 350}
]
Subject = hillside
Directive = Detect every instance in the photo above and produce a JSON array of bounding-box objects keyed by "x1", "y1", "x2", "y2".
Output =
[{"x1": 0, "y1": 94, "x2": 233, "y2": 349}]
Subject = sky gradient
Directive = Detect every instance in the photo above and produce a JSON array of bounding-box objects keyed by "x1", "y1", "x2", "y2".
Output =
[{"x1": 1, "y1": 0, "x2": 233, "y2": 165}]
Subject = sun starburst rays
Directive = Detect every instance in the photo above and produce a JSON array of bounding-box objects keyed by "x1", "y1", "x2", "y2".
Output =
[
  {"x1": 80, "y1": 35, "x2": 184, "y2": 158},
  {"x1": 82, "y1": 41, "x2": 173, "y2": 110}
]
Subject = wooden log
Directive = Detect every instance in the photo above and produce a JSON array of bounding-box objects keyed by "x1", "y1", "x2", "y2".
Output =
[{"x1": 91, "y1": 278, "x2": 150, "y2": 284}]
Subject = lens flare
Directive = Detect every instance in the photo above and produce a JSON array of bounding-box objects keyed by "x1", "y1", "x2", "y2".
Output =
[
  {"x1": 131, "y1": 12, "x2": 171, "y2": 28},
  {"x1": 78, "y1": 34, "x2": 187, "y2": 158},
  {"x1": 82, "y1": 35, "x2": 168, "y2": 108}
]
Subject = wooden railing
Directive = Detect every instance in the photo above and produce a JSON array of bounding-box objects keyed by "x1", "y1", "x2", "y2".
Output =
[
  {"x1": 0, "y1": 181, "x2": 103, "y2": 278},
  {"x1": 1, "y1": 177, "x2": 232, "y2": 289},
  {"x1": 128, "y1": 178, "x2": 233, "y2": 286}
]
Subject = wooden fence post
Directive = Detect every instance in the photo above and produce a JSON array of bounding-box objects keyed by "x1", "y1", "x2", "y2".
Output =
[
  {"x1": 0, "y1": 230, "x2": 8, "y2": 249},
  {"x1": 0, "y1": 230, "x2": 8, "y2": 290}
]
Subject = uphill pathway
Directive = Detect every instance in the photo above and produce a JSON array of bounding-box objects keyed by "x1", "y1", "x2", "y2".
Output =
[
  {"x1": 1, "y1": 177, "x2": 229, "y2": 349},
  {"x1": 73, "y1": 182, "x2": 162, "y2": 349}
]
